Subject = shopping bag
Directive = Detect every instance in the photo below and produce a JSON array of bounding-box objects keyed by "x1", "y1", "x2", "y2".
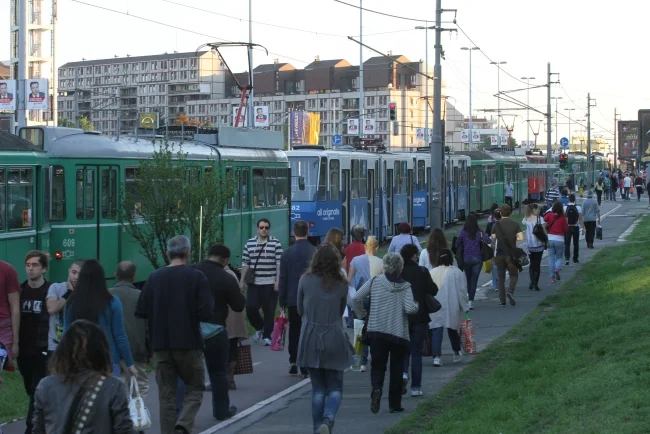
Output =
[
  {"x1": 460, "y1": 313, "x2": 477, "y2": 355},
  {"x1": 128, "y1": 377, "x2": 152, "y2": 430},
  {"x1": 270, "y1": 309, "x2": 289, "y2": 351},
  {"x1": 421, "y1": 331, "x2": 432, "y2": 357},
  {"x1": 482, "y1": 260, "x2": 492, "y2": 274},
  {"x1": 596, "y1": 225, "x2": 603, "y2": 240},
  {"x1": 234, "y1": 342, "x2": 254, "y2": 375}
]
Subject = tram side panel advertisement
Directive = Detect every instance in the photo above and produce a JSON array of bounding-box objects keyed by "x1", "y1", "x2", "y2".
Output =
[{"x1": 618, "y1": 120, "x2": 639, "y2": 159}]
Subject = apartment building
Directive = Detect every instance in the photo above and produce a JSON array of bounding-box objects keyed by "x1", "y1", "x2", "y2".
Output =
[{"x1": 57, "y1": 51, "x2": 224, "y2": 134}]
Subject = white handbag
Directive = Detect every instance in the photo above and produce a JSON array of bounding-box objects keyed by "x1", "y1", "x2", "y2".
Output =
[{"x1": 129, "y1": 376, "x2": 152, "y2": 430}]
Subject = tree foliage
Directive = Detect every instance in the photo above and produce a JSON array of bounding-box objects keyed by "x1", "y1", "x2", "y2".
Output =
[
  {"x1": 174, "y1": 112, "x2": 202, "y2": 126},
  {"x1": 119, "y1": 141, "x2": 234, "y2": 269},
  {"x1": 57, "y1": 116, "x2": 94, "y2": 131}
]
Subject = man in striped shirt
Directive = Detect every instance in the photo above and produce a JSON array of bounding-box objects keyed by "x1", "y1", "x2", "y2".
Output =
[
  {"x1": 239, "y1": 218, "x2": 283, "y2": 346},
  {"x1": 546, "y1": 182, "x2": 560, "y2": 208}
]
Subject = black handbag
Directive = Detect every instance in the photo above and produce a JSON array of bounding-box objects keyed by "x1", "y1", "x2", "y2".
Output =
[
  {"x1": 425, "y1": 294, "x2": 442, "y2": 313},
  {"x1": 532, "y1": 216, "x2": 549, "y2": 244},
  {"x1": 244, "y1": 243, "x2": 266, "y2": 285},
  {"x1": 596, "y1": 225, "x2": 603, "y2": 240},
  {"x1": 480, "y1": 233, "x2": 494, "y2": 261}
]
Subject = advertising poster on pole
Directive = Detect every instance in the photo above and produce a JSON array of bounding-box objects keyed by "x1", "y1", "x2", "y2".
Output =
[
  {"x1": 253, "y1": 105, "x2": 269, "y2": 128},
  {"x1": 0, "y1": 80, "x2": 16, "y2": 111},
  {"x1": 347, "y1": 118, "x2": 359, "y2": 135},
  {"x1": 491, "y1": 136, "x2": 498, "y2": 146},
  {"x1": 25, "y1": 78, "x2": 48, "y2": 110},
  {"x1": 416, "y1": 128, "x2": 424, "y2": 142},
  {"x1": 232, "y1": 106, "x2": 248, "y2": 127},
  {"x1": 362, "y1": 118, "x2": 376, "y2": 134},
  {"x1": 500, "y1": 135, "x2": 509, "y2": 146}
]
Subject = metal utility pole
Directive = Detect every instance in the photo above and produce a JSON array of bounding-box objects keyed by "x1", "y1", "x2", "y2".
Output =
[
  {"x1": 521, "y1": 76, "x2": 535, "y2": 147},
  {"x1": 490, "y1": 60, "x2": 506, "y2": 143},
  {"x1": 417, "y1": 24, "x2": 435, "y2": 148},
  {"x1": 464, "y1": 47, "x2": 480, "y2": 150},
  {"x1": 551, "y1": 96, "x2": 562, "y2": 145},
  {"x1": 16, "y1": 0, "x2": 27, "y2": 129},
  {"x1": 587, "y1": 93, "x2": 596, "y2": 186},
  {"x1": 359, "y1": 0, "x2": 364, "y2": 142},
  {"x1": 431, "y1": 0, "x2": 443, "y2": 230},
  {"x1": 546, "y1": 63, "x2": 553, "y2": 184},
  {"x1": 74, "y1": 68, "x2": 79, "y2": 128},
  {"x1": 564, "y1": 107, "x2": 575, "y2": 149},
  {"x1": 247, "y1": 0, "x2": 254, "y2": 128}
]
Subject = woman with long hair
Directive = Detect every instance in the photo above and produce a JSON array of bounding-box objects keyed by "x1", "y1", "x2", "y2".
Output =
[
  {"x1": 33, "y1": 320, "x2": 134, "y2": 433},
  {"x1": 544, "y1": 201, "x2": 569, "y2": 282},
  {"x1": 64, "y1": 260, "x2": 135, "y2": 377},
  {"x1": 419, "y1": 228, "x2": 448, "y2": 271},
  {"x1": 323, "y1": 228, "x2": 346, "y2": 266},
  {"x1": 522, "y1": 203, "x2": 546, "y2": 291},
  {"x1": 429, "y1": 249, "x2": 469, "y2": 367},
  {"x1": 296, "y1": 244, "x2": 353, "y2": 434},
  {"x1": 454, "y1": 214, "x2": 491, "y2": 310},
  {"x1": 595, "y1": 178, "x2": 604, "y2": 205}
]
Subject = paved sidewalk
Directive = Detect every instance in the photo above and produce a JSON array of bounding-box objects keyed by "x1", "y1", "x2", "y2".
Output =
[{"x1": 213, "y1": 200, "x2": 631, "y2": 434}]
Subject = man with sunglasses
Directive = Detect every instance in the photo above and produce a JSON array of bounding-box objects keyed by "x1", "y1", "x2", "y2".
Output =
[{"x1": 239, "y1": 218, "x2": 283, "y2": 346}]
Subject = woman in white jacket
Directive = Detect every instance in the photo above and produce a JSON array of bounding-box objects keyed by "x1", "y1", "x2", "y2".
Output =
[{"x1": 429, "y1": 249, "x2": 469, "y2": 367}]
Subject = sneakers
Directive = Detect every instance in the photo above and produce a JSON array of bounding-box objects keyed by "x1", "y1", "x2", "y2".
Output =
[
  {"x1": 565, "y1": 260, "x2": 570, "y2": 266},
  {"x1": 453, "y1": 352, "x2": 463, "y2": 363},
  {"x1": 573, "y1": 259, "x2": 580, "y2": 264},
  {"x1": 252, "y1": 330, "x2": 263, "y2": 343},
  {"x1": 215, "y1": 406, "x2": 237, "y2": 421},
  {"x1": 468, "y1": 300, "x2": 474, "y2": 310},
  {"x1": 411, "y1": 388, "x2": 423, "y2": 397},
  {"x1": 360, "y1": 365, "x2": 367, "y2": 372},
  {"x1": 289, "y1": 364, "x2": 298, "y2": 375},
  {"x1": 555, "y1": 270, "x2": 561, "y2": 281},
  {"x1": 507, "y1": 292, "x2": 516, "y2": 306},
  {"x1": 300, "y1": 367, "x2": 309, "y2": 378},
  {"x1": 402, "y1": 373, "x2": 409, "y2": 395},
  {"x1": 433, "y1": 356, "x2": 442, "y2": 367},
  {"x1": 262, "y1": 338, "x2": 272, "y2": 346},
  {"x1": 318, "y1": 417, "x2": 333, "y2": 434},
  {"x1": 370, "y1": 388, "x2": 382, "y2": 414},
  {"x1": 499, "y1": 303, "x2": 507, "y2": 307}
]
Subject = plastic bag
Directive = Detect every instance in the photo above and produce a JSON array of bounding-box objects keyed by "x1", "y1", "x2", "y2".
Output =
[
  {"x1": 596, "y1": 225, "x2": 603, "y2": 240},
  {"x1": 482, "y1": 260, "x2": 492, "y2": 274},
  {"x1": 129, "y1": 377, "x2": 152, "y2": 430},
  {"x1": 460, "y1": 313, "x2": 476, "y2": 354},
  {"x1": 270, "y1": 309, "x2": 289, "y2": 351}
]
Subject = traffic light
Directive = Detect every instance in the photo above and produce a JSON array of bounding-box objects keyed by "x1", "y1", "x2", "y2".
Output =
[
  {"x1": 559, "y1": 153, "x2": 568, "y2": 169},
  {"x1": 389, "y1": 102, "x2": 397, "y2": 121}
]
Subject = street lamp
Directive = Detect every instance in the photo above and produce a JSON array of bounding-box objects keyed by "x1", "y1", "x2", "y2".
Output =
[
  {"x1": 462, "y1": 47, "x2": 480, "y2": 150},
  {"x1": 564, "y1": 108, "x2": 576, "y2": 149},
  {"x1": 521, "y1": 76, "x2": 535, "y2": 148},
  {"x1": 415, "y1": 24, "x2": 435, "y2": 148},
  {"x1": 551, "y1": 96, "x2": 563, "y2": 145},
  {"x1": 490, "y1": 61, "x2": 507, "y2": 141}
]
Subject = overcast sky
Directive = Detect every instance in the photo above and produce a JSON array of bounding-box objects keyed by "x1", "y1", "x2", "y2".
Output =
[{"x1": 1, "y1": 0, "x2": 646, "y2": 145}]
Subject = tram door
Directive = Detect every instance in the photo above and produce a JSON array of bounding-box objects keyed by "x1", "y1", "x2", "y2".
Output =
[
  {"x1": 75, "y1": 165, "x2": 120, "y2": 279},
  {"x1": 341, "y1": 169, "x2": 350, "y2": 240}
]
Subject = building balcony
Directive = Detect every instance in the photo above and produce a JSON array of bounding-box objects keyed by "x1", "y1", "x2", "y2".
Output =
[
  {"x1": 342, "y1": 104, "x2": 359, "y2": 110},
  {"x1": 168, "y1": 86, "x2": 201, "y2": 95}
]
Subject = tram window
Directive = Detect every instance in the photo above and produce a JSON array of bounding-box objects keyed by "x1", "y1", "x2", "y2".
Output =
[
  {"x1": 386, "y1": 169, "x2": 393, "y2": 197},
  {"x1": 270, "y1": 168, "x2": 289, "y2": 206},
  {"x1": 401, "y1": 161, "x2": 408, "y2": 195},
  {"x1": 51, "y1": 166, "x2": 66, "y2": 221},
  {"x1": 253, "y1": 168, "x2": 266, "y2": 208},
  {"x1": 290, "y1": 157, "x2": 318, "y2": 202},
  {"x1": 359, "y1": 160, "x2": 368, "y2": 198},
  {"x1": 101, "y1": 169, "x2": 117, "y2": 219},
  {"x1": 351, "y1": 160, "x2": 360, "y2": 199},
  {"x1": 375, "y1": 161, "x2": 380, "y2": 198},
  {"x1": 76, "y1": 169, "x2": 95, "y2": 220},
  {"x1": 7, "y1": 168, "x2": 34, "y2": 230},
  {"x1": 0, "y1": 168, "x2": 4, "y2": 230},
  {"x1": 265, "y1": 168, "x2": 277, "y2": 207},
  {"x1": 43, "y1": 167, "x2": 51, "y2": 224},
  {"x1": 417, "y1": 160, "x2": 425, "y2": 192},
  {"x1": 124, "y1": 167, "x2": 142, "y2": 217},
  {"x1": 330, "y1": 159, "x2": 340, "y2": 201},
  {"x1": 19, "y1": 127, "x2": 44, "y2": 149},
  {"x1": 226, "y1": 167, "x2": 238, "y2": 210},
  {"x1": 241, "y1": 168, "x2": 249, "y2": 209},
  {"x1": 317, "y1": 157, "x2": 328, "y2": 201},
  {"x1": 393, "y1": 162, "x2": 400, "y2": 194}
]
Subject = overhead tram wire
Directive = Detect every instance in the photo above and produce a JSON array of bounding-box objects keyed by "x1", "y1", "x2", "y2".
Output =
[
  {"x1": 559, "y1": 82, "x2": 614, "y2": 135},
  {"x1": 71, "y1": 0, "x2": 311, "y2": 65}
]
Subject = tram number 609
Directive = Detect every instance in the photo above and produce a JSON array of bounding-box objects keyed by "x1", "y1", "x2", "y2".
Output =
[{"x1": 62, "y1": 239, "x2": 76, "y2": 248}]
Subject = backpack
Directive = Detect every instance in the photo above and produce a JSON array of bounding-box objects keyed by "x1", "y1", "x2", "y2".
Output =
[{"x1": 566, "y1": 204, "x2": 579, "y2": 225}]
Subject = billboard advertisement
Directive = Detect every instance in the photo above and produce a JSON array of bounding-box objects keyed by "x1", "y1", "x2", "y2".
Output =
[
  {"x1": 289, "y1": 111, "x2": 321, "y2": 146},
  {"x1": 618, "y1": 120, "x2": 638, "y2": 160},
  {"x1": 25, "y1": 78, "x2": 48, "y2": 110},
  {"x1": 362, "y1": 118, "x2": 376, "y2": 134},
  {"x1": 0, "y1": 80, "x2": 16, "y2": 111},
  {"x1": 637, "y1": 110, "x2": 650, "y2": 161},
  {"x1": 254, "y1": 106, "x2": 269, "y2": 128}
]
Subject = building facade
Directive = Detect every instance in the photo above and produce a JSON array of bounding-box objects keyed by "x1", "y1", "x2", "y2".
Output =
[{"x1": 57, "y1": 52, "x2": 463, "y2": 148}]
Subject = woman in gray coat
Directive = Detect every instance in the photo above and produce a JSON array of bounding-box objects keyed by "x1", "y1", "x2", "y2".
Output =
[{"x1": 297, "y1": 243, "x2": 354, "y2": 434}]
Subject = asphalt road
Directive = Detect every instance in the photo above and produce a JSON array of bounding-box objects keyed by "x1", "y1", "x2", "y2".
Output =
[{"x1": 2, "y1": 197, "x2": 648, "y2": 434}]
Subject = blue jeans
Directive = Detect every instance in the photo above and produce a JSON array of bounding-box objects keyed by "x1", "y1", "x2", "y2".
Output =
[
  {"x1": 548, "y1": 239, "x2": 564, "y2": 277},
  {"x1": 403, "y1": 323, "x2": 428, "y2": 388},
  {"x1": 491, "y1": 258, "x2": 498, "y2": 289},
  {"x1": 431, "y1": 327, "x2": 461, "y2": 356},
  {"x1": 112, "y1": 363, "x2": 121, "y2": 377},
  {"x1": 463, "y1": 257, "x2": 483, "y2": 301},
  {"x1": 308, "y1": 368, "x2": 344, "y2": 434}
]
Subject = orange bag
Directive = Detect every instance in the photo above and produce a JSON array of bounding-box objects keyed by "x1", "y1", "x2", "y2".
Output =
[{"x1": 460, "y1": 314, "x2": 476, "y2": 354}]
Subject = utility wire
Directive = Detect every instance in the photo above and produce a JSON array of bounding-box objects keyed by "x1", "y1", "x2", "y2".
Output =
[
  {"x1": 333, "y1": 0, "x2": 433, "y2": 22},
  {"x1": 71, "y1": 0, "x2": 311, "y2": 65}
]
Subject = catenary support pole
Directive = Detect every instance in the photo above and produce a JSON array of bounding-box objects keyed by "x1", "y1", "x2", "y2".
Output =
[{"x1": 431, "y1": 0, "x2": 443, "y2": 229}]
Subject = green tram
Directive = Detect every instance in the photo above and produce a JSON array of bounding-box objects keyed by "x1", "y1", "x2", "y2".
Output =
[
  {"x1": 552, "y1": 152, "x2": 607, "y2": 188},
  {"x1": 1, "y1": 126, "x2": 290, "y2": 283}
]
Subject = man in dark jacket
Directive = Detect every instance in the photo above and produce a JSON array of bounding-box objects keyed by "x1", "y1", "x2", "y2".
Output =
[
  {"x1": 279, "y1": 220, "x2": 316, "y2": 376},
  {"x1": 136, "y1": 235, "x2": 213, "y2": 434},
  {"x1": 399, "y1": 244, "x2": 438, "y2": 397},
  {"x1": 110, "y1": 261, "x2": 151, "y2": 399},
  {"x1": 191, "y1": 243, "x2": 245, "y2": 421}
]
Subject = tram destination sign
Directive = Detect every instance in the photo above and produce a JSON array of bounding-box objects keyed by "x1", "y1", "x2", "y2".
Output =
[{"x1": 519, "y1": 163, "x2": 559, "y2": 169}]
